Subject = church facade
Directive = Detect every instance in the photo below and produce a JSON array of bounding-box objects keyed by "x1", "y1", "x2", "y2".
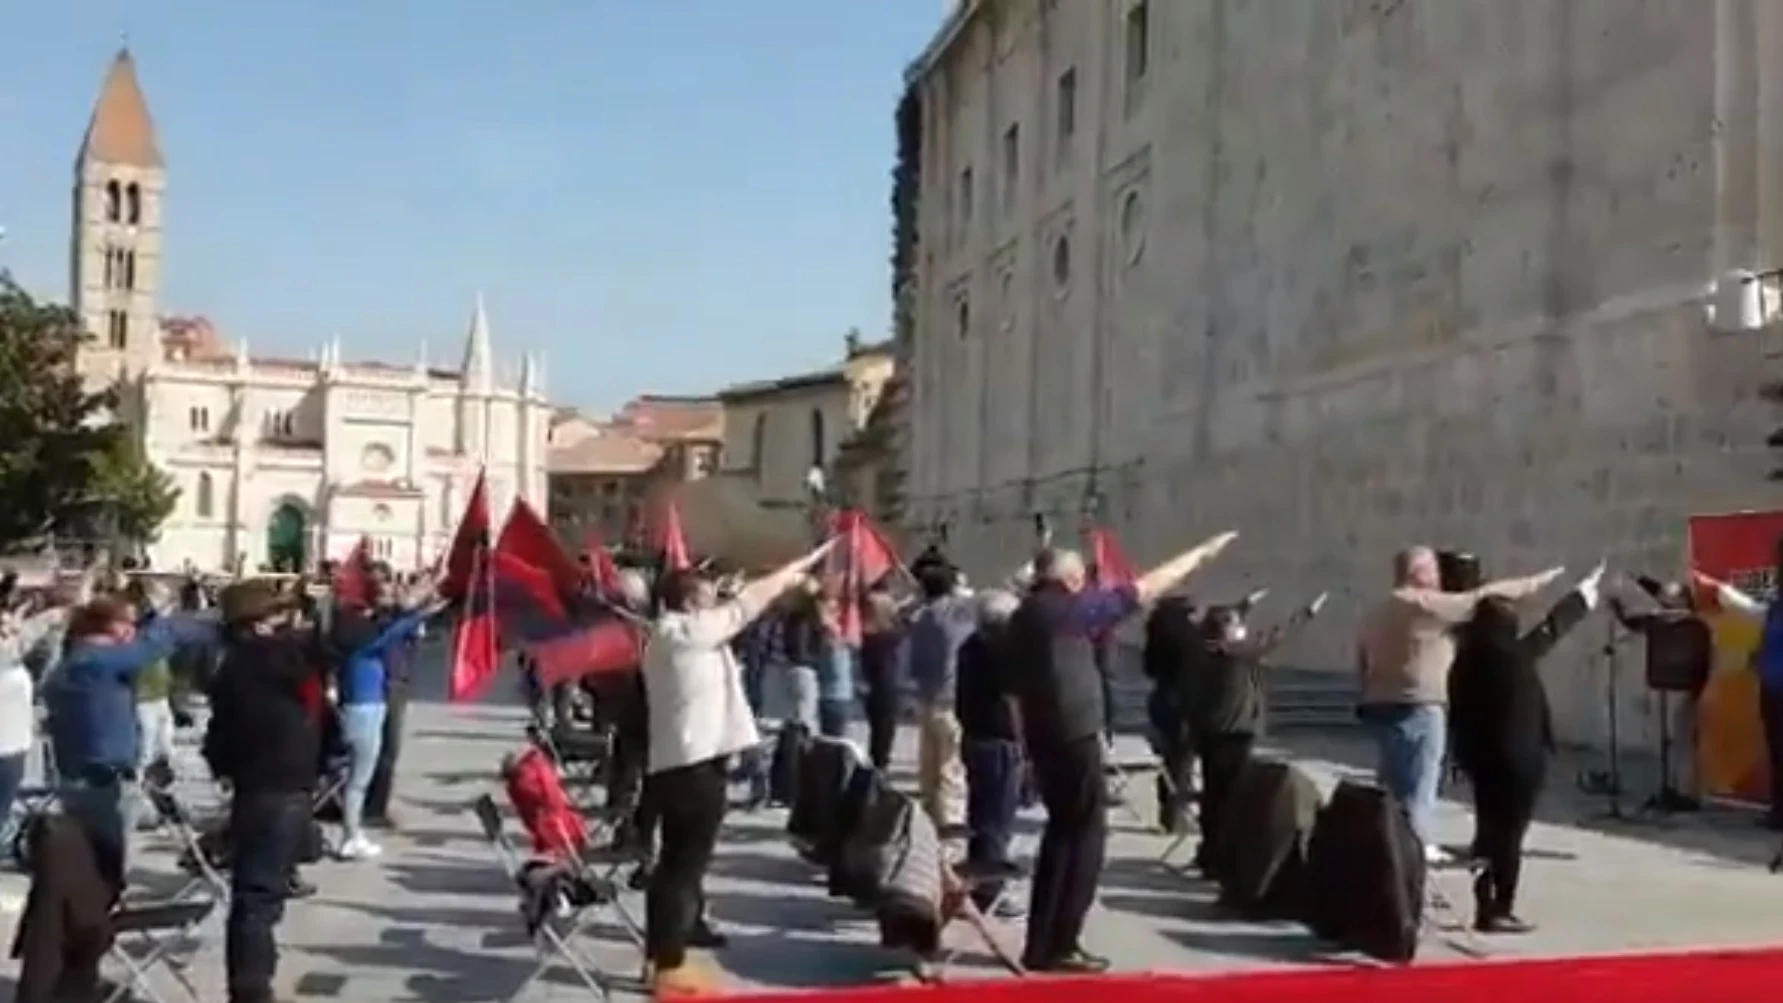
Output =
[
  {"x1": 902, "y1": 1, "x2": 1783, "y2": 749},
  {"x1": 71, "y1": 50, "x2": 549, "y2": 573}
]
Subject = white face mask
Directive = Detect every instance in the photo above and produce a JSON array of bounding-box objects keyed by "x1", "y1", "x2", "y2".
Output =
[{"x1": 1223, "y1": 623, "x2": 1248, "y2": 645}]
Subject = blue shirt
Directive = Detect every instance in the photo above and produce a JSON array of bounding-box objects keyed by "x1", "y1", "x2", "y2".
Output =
[
  {"x1": 338, "y1": 609, "x2": 432, "y2": 706},
  {"x1": 49, "y1": 614, "x2": 217, "y2": 774},
  {"x1": 907, "y1": 594, "x2": 979, "y2": 706},
  {"x1": 1758, "y1": 601, "x2": 1783, "y2": 692}
]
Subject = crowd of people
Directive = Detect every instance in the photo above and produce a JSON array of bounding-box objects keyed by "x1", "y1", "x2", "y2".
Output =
[
  {"x1": 15, "y1": 521, "x2": 1783, "y2": 1000},
  {"x1": 4, "y1": 560, "x2": 439, "y2": 1003}
]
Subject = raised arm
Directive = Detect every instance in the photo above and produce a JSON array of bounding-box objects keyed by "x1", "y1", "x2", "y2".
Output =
[
  {"x1": 1234, "y1": 592, "x2": 1329, "y2": 663},
  {"x1": 680, "y1": 540, "x2": 838, "y2": 649},
  {"x1": 1394, "y1": 566, "x2": 1566, "y2": 625},
  {"x1": 1132, "y1": 531, "x2": 1239, "y2": 606},
  {"x1": 1697, "y1": 572, "x2": 1765, "y2": 624},
  {"x1": 1519, "y1": 563, "x2": 1603, "y2": 662}
]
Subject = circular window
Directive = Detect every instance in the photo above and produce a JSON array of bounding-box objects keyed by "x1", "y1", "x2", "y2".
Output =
[
  {"x1": 372, "y1": 503, "x2": 393, "y2": 523},
  {"x1": 361, "y1": 443, "x2": 395, "y2": 473},
  {"x1": 1119, "y1": 190, "x2": 1146, "y2": 263},
  {"x1": 1051, "y1": 235, "x2": 1072, "y2": 292}
]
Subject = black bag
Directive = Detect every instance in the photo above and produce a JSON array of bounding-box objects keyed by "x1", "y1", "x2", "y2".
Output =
[
  {"x1": 787, "y1": 737, "x2": 854, "y2": 864},
  {"x1": 1208, "y1": 758, "x2": 1321, "y2": 919},
  {"x1": 768, "y1": 723, "x2": 808, "y2": 806},
  {"x1": 1304, "y1": 779, "x2": 1425, "y2": 963}
]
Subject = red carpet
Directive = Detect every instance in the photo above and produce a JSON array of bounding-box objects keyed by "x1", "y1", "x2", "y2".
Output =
[{"x1": 734, "y1": 949, "x2": 1783, "y2": 1002}]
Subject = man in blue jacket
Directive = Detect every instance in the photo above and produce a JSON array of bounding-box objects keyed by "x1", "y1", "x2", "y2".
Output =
[{"x1": 48, "y1": 593, "x2": 217, "y2": 888}]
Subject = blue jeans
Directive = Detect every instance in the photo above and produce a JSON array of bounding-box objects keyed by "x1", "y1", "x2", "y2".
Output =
[
  {"x1": 60, "y1": 773, "x2": 135, "y2": 889},
  {"x1": 962, "y1": 739, "x2": 1024, "y2": 868},
  {"x1": 340, "y1": 703, "x2": 387, "y2": 841},
  {"x1": 1361, "y1": 702, "x2": 1447, "y2": 847}
]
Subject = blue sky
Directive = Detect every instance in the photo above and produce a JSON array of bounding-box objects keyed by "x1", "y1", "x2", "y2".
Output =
[{"x1": 0, "y1": 1, "x2": 940, "y2": 412}]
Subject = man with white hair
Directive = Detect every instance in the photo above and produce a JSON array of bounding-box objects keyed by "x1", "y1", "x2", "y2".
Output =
[
  {"x1": 1356, "y1": 546, "x2": 1563, "y2": 862},
  {"x1": 1005, "y1": 531, "x2": 1238, "y2": 973}
]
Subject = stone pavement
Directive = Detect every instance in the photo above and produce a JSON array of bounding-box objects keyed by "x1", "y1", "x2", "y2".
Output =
[{"x1": 7, "y1": 684, "x2": 1783, "y2": 1001}]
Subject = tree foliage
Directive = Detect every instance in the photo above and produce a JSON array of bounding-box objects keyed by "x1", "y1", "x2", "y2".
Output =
[{"x1": 0, "y1": 274, "x2": 179, "y2": 549}]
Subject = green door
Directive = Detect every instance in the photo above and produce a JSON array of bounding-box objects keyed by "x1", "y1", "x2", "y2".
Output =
[{"x1": 266, "y1": 503, "x2": 307, "y2": 573}]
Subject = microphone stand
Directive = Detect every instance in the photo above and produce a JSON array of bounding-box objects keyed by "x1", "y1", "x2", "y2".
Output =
[{"x1": 1581, "y1": 614, "x2": 1631, "y2": 821}]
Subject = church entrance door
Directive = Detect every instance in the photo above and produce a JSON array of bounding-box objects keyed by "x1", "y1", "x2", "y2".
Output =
[{"x1": 267, "y1": 502, "x2": 308, "y2": 572}]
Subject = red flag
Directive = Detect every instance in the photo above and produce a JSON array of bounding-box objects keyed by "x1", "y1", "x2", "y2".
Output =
[
  {"x1": 448, "y1": 545, "x2": 500, "y2": 702},
  {"x1": 497, "y1": 500, "x2": 584, "y2": 602},
  {"x1": 581, "y1": 528, "x2": 623, "y2": 597},
  {"x1": 333, "y1": 536, "x2": 374, "y2": 608},
  {"x1": 1088, "y1": 525, "x2": 1138, "y2": 588},
  {"x1": 441, "y1": 469, "x2": 492, "y2": 602},
  {"x1": 822, "y1": 509, "x2": 902, "y2": 647},
  {"x1": 529, "y1": 619, "x2": 645, "y2": 687},
  {"x1": 656, "y1": 497, "x2": 691, "y2": 572}
]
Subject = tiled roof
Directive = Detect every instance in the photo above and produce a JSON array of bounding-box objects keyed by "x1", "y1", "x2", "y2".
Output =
[
  {"x1": 80, "y1": 49, "x2": 162, "y2": 168},
  {"x1": 611, "y1": 396, "x2": 723, "y2": 442},
  {"x1": 548, "y1": 430, "x2": 664, "y2": 475}
]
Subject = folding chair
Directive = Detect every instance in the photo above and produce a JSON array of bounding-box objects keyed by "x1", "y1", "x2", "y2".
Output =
[
  {"x1": 1103, "y1": 753, "x2": 1162, "y2": 828},
  {"x1": 105, "y1": 895, "x2": 220, "y2": 1003},
  {"x1": 143, "y1": 782, "x2": 230, "y2": 906},
  {"x1": 931, "y1": 823, "x2": 1027, "y2": 980},
  {"x1": 472, "y1": 793, "x2": 632, "y2": 1001}
]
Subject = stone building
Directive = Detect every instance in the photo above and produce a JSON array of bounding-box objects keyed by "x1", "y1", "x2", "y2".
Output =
[
  {"x1": 717, "y1": 332, "x2": 896, "y2": 512},
  {"x1": 72, "y1": 49, "x2": 548, "y2": 571},
  {"x1": 901, "y1": 0, "x2": 1783, "y2": 747},
  {"x1": 546, "y1": 397, "x2": 723, "y2": 548}
]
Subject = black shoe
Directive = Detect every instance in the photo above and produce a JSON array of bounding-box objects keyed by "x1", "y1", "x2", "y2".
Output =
[
  {"x1": 1025, "y1": 949, "x2": 1110, "y2": 974},
  {"x1": 689, "y1": 918, "x2": 729, "y2": 949},
  {"x1": 1475, "y1": 913, "x2": 1536, "y2": 934},
  {"x1": 286, "y1": 877, "x2": 318, "y2": 900},
  {"x1": 628, "y1": 862, "x2": 653, "y2": 892}
]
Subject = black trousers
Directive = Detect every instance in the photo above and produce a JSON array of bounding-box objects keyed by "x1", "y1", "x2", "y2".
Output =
[
  {"x1": 1153, "y1": 713, "x2": 1196, "y2": 829},
  {"x1": 1470, "y1": 762, "x2": 1542, "y2": 916},
  {"x1": 1194, "y1": 731, "x2": 1255, "y2": 866},
  {"x1": 363, "y1": 683, "x2": 408, "y2": 821},
  {"x1": 1024, "y1": 735, "x2": 1107, "y2": 965},
  {"x1": 226, "y1": 790, "x2": 311, "y2": 1003},
  {"x1": 1762, "y1": 686, "x2": 1783, "y2": 823},
  {"x1": 643, "y1": 757, "x2": 728, "y2": 969},
  {"x1": 862, "y1": 673, "x2": 900, "y2": 770}
]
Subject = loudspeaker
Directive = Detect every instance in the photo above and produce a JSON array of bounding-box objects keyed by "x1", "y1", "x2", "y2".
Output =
[
  {"x1": 1643, "y1": 613, "x2": 1714, "y2": 693},
  {"x1": 1437, "y1": 550, "x2": 1482, "y2": 593}
]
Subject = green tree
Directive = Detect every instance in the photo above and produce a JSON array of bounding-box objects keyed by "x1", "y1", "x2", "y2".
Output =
[{"x1": 0, "y1": 274, "x2": 178, "y2": 549}]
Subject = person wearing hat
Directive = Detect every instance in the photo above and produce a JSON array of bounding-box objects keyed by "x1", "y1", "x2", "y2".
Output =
[
  {"x1": 203, "y1": 578, "x2": 327, "y2": 1003},
  {"x1": 46, "y1": 588, "x2": 217, "y2": 891}
]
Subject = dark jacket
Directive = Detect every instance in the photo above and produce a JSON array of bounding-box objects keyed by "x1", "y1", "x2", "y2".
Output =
[
  {"x1": 956, "y1": 624, "x2": 1019, "y2": 743},
  {"x1": 12, "y1": 814, "x2": 115, "y2": 1003},
  {"x1": 1182, "y1": 602, "x2": 1318, "y2": 738},
  {"x1": 1449, "y1": 589, "x2": 1591, "y2": 781},
  {"x1": 203, "y1": 630, "x2": 324, "y2": 794},
  {"x1": 1006, "y1": 582, "x2": 1139, "y2": 745},
  {"x1": 48, "y1": 614, "x2": 215, "y2": 776}
]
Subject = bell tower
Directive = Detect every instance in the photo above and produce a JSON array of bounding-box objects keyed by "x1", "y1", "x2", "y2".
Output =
[{"x1": 71, "y1": 47, "x2": 166, "y2": 392}]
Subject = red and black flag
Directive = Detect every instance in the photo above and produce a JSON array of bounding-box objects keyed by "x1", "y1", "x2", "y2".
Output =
[
  {"x1": 332, "y1": 535, "x2": 375, "y2": 609},
  {"x1": 446, "y1": 469, "x2": 499, "y2": 702},
  {"x1": 824, "y1": 508, "x2": 901, "y2": 647},
  {"x1": 494, "y1": 500, "x2": 644, "y2": 689}
]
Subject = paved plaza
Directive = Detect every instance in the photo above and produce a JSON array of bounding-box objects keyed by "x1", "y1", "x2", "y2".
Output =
[{"x1": 5, "y1": 662, "x2": 1783, "y2": 1000}]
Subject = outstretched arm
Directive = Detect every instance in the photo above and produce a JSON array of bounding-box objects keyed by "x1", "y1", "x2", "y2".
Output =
[
  {"x1": 1234, "y1": 592, "x2": 1329, "y2": 663},
  {"x1": 1696, "y1": 572, "x2": 1765, "y2": 624},
  {"x1": 1395, "y1": 566, "x2": 1567, "y2": 625},
  {"x1": 1519, "y1": 562, "x2": 1604, "y2": 662}
]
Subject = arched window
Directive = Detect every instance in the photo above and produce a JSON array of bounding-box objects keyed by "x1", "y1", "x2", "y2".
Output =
[
  {"x1": 125, "y1": 183, "x2": 142, "y2": 225},
  {"x1": 750, "y1": 413, "x2": 767, "y2": 478},
  {"x1": 103, "y1": 181, "x2": 121, "y2": 223},
  {"x1": 195, "y1": 473, "x2": 215, "y2": 519},
  {"x1": 809, "y1": 408, "x2": 826, "y2": 469}
]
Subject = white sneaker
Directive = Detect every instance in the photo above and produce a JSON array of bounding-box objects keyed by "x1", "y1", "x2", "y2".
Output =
[{"x1": 337, "y1": 836, "x2": 383, "y2": 861}]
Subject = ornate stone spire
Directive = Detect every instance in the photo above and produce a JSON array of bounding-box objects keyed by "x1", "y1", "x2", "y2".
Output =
[{"x1": 460, "y1": 292, "x2": 493, "y2": 394}]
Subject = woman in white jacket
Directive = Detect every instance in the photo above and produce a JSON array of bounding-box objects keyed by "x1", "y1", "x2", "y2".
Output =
[{"x1": 639, "y1": 539, "x2": 835, "y2": 996}]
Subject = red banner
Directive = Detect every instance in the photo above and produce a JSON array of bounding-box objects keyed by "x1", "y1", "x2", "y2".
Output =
[{"x1": 1688, "y1": 509, "x2": 1783, "y2": 804}]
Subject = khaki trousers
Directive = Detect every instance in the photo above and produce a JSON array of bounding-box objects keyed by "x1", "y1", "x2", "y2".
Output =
[{"x1": 917, "y1": 705, "x2": 967, "y2": 830}]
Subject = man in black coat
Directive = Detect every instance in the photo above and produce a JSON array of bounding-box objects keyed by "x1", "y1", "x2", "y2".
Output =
[{"x1": 204, "y1": 579, "x2": 323, "y2": 1003}]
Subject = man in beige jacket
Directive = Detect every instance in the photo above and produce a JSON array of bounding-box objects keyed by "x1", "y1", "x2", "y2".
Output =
[{"x1": 1356, "y1": 546, "x2": 1563, "y2": 862}]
